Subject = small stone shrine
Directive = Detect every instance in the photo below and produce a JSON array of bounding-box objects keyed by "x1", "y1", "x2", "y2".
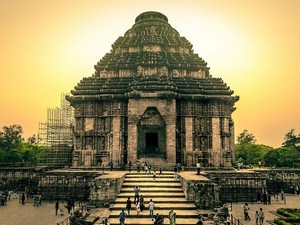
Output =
[{"x1": 67, "y1": 11, "x2": 239, "y2": 168}]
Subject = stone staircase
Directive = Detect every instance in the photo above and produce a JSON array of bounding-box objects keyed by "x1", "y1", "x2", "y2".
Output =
[{"x1": 108, "y1": 172, "x2": 199, "y2": 225}]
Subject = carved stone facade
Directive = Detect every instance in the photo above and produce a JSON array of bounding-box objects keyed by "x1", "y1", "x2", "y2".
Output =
[{"x1": 67, "y1": 11, "x2": 239, "y2": 168}]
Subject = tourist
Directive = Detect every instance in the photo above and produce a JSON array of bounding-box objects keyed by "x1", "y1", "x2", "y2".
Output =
[
  {"x1": 13, "y1": 188, "x2": 17, "y2": 199},
  {"x1": 137, "y1": 162, "x2": 141, "y2": 173},
  {"x1": 177, "y1": 163, "x2": 181, "y2": 173},
  {"x1": 110, "y1": 160, "x2": 113, "y2": 171},
  {"x1": 148, "y1": 199, "x2": 155, "y2": 219},
  {"x1": 196, "y1": 215, "x2": 204, "y2": 225},
  {"x1": 140, "y1": 195, "x2": 145, "y2": 212},
  {"x1": 148, "y1": 164, "x2": 152, "y2": 174},
  {"x1": 38, "y1": 193, "x2": 42, "y2": 205},
  {"x1": 154, "y1": 213, "x2": 164, "y2": 225},
  {"x1": 59, "y1": 201, "x2": 65, "y2": 216},
  {"x1": 67, "y1": 199, "x2": 72, "y2": 214},
  {"x1": 258, "y1": 208, "x2": 264, "y2": 225},
  {"x1": 136, "y1": 201, "x2": 141, "y2": 217},
  {"x1": 267, "y1": 193, "x2": 271, "y2": 205},
  {"x1": 55, "y1": 201, "x2": 59, "y2": 215},
  {"x1": 263, "y1": 191, "x2": 267, "y2": 205},
  {"x1": 101, "y1": 218, "x2": 108, "y2": 225},
  {"x1": 168, "y1": 209, "x2": 176, "y2": 225},
  {"x1": 196, "y1": 162, "x2": 201, "y2": 175},
  {"x1": 257, "y1": 191, "x2": 261, "y2": 203},
  {"x1": 159, "y1": 168, "x2": 162, "y2": 175},
  {"x1": 8, "y1": 190, "x2": 12, "y2": 201},
  {"x1": 126, "y1": 197, "x2": 132, "y2": 215},
  {"x1": 34, "y1": 194, "x2": 39, "y2": 207},
  {"x1": 243, "y1": 203, "x2": 251, "y2": 221},
  {"x1": 280, "y1": 189, "x2": 284, "y2": 200},
  {"x1": 173, "y1": 165, "x2": 178, "y2": 180},
  {"x1": 153, "y1": 171, "x2": 156, "y2": 180},
  {"x1": 255, "y1": 210, "x2": 259, "y2": 225},
  {"x1": 21, "y1": 193, "x2": 26, "y2": 205},
  {"x1": 119, "y1": 209, "x2": 127, "y2": 225},
  {"x1": 128, "y1": 160, "x2": 132, "y2": 172},
  {"x1": 134, "y1": 186, "x2": 140, "y2": 204}
]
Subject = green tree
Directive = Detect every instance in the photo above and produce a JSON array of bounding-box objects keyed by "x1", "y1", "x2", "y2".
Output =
[
  {"x1": 282, "y1": 129, "x2": 300, "y2": 147},
  {"x1": 237, "y1": 129, "x2": 256, "y2": 145},
  {"x1": 235, "y1": 130, "x2": 272, "y2": 165},
  {"x1": 0, "y1": 124, "x2": 23, "y2": 151}
]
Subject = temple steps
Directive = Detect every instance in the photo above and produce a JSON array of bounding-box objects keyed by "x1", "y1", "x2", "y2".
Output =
[
  {"x1": 120, "y1": 187, "x2": 183, "y2": 192},
  {"x1": 108, "y1": 172, "x2": 199, "y2": 225},
  {"x1": 109, "y1": 209, "x2": 199, "y2": 218},
  {"x1": 108, "y1": 218, "x2": 199, "y2": 225}
]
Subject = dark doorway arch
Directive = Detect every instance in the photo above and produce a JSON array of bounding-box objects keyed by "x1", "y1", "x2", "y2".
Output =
[{"x1": 137, "y1": 107, "x2": 166, "y2": 158}]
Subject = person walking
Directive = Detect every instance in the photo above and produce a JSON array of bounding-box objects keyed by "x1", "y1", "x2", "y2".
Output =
[
  {"x1": 255, "y1": 211, "x2": 259, "y2": 225},
  {"x1": 21, "y1": 193, "x2": 26, "y2": 205},
  {"x1": 196, "y1": 215, "x2": 204, "y2": 225},
  {"x1": 153, "y1": 171, "x2": 156, "y2": 180},
  {"x1": 196, "y1": 162, "x2": 201, "y2": 175},
  {"x1": 173, "y1": 165, "x2": 178, "y2": 180},
  {"x1": 140, "y1": 195, "x2": 145, "y2": 212},
  {"x1": 243, "y1": 203, "x2": 251, "y2": 221},
  {"x1": 168, "y1": 209, "x2": 176, "y2": 225},
  {"x1": 128, "y1": 160, "x2": 132, "y2": 172},
  {"x1": 55, "y1": 201, "x2": 59, "y2": 215},
  {"x1": 119, "y1": 209, "x2": 127, "y2": 225},
  {"x1": 177, "y1": 163, "x2": 181, "y2": 173},
  {"x1": 126, "y1": 197, "x2": 132, "y2": 216},
  {"x1": 259, "y1": 208, "x2": 264, "y2": 225},
  {"x1": 136, "y1": 201, "x2": 141, "y2": 217},
  {"x1": 148, "y1": 199, "x2": 155, "y2": 219},
  {"x1": 134, "y1": 186, "x2": 140, "y2": 204},
  {"x1": 59, "y1": 201, "x2": 65, "y2": 216}
]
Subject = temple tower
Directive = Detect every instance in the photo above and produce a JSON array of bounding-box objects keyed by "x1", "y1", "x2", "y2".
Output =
[{"x1": 67, "y1": 11, "x2": 239, "y2": 168}]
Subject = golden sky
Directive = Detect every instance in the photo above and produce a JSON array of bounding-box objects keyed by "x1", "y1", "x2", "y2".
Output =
[{"x1": 0, "y1": 0, "x2": 299, "y2": 148}]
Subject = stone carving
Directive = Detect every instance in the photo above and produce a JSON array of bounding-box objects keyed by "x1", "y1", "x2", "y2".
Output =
[
  {"x1": 100, "y1": 69, "x2": 108, "y2": 78},
  {"x1": 172, "y1": 69, "x2": 179, "y2": 77},
  {"x1": 197, "y1": 69, "x2": 203, "y2": 78},
  {"x1": 160, "y1": 66, "x2": 168, "y2": 77},
  {"x1": 136, "y1": 66, "x2": 144, "y2": 77}
]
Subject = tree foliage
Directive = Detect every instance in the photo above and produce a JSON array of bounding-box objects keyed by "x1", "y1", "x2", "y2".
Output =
[
  {"x1": 282, "y1": 129, "x2": 300, "y2": 147},
  {"x1": 0, "y1": 124, "x2": 48, "y2": 166},
  {"x1": 235, "y1": 129, "x2": 300, "y2": 168},
  {"x1": 237, "y1": 129, "x2": 257, "y2": 145},
  {"x1": 0, "y1": 124, "x2": 23, "y2": 151}
]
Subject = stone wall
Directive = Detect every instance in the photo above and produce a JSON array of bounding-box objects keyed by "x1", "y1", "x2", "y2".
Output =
[
  {"x1": 179, "y1": 175, "x2": 220, "y2": 209},
  {"x1": 89, "y1": 174, "x2": 125, "y2": 207},
  {"x1": 205, "y1": 171, "x2": 268, "y2": 203}
]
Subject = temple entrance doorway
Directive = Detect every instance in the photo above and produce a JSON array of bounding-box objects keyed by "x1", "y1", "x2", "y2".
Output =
[
  {"x1": 137, "y1": 107, "x2": 166, "y2": 159},
  {"x1": 145, "y1": 132, "x2": 158, "y2": 154}
]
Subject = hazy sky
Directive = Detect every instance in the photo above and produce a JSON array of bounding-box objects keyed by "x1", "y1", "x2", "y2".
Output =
[{"x1": 0, "y1": 0, "x2": 299, "y2": 148}]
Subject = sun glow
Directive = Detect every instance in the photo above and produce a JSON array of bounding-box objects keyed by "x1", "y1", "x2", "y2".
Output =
[{"x1": 0, "y1": 0, "x2": 299, "y2": 147}]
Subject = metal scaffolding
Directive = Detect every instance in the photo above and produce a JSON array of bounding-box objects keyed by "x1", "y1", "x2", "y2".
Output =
[{"x1": 37, "y1": 93, "x2": 74, "y2": 167}]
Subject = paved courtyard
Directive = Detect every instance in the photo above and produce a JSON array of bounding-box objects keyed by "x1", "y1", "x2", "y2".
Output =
[
  {"x1": 0, "y1": 198, "x2": 69, "y2": 225},
  {"x1": 229, "y1": 194, "x2": 300, "y2": 224}
]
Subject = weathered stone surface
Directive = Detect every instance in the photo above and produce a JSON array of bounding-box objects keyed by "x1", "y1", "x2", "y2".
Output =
[{"x1": 66, "y1": 11, "x2": 239, "y2": 168}]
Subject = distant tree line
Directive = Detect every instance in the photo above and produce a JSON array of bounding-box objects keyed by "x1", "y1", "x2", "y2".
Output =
[
  {"x1": 1, "y1": 124, "x2": 300, "y2": 168},
  {"x1": 0, "y1": 124, "x2": 48, "y2": 166},
  {"x1": 235, "y1": 129, "x2": 300, "y2": 168}
]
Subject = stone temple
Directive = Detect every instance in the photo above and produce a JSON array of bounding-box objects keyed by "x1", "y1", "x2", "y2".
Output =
[{"x1": 66, "y1": 11, "x2": 239, "y2": 168}]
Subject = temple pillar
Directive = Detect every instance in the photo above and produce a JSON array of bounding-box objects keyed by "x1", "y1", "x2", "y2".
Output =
[
  {"x1": 185, "y1": 117, "x2": 193, "y2": 165},
  {"x1": 212, "y1": 117, "x2": 221, "y2": 167},
  {"x1": 112, "y1": 116, "x2": 121, "y2": 166}
]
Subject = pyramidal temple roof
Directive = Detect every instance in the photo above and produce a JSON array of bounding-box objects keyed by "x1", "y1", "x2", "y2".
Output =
[{"x1": 67, "y1": 11, "x2": 239, "y2": 104}]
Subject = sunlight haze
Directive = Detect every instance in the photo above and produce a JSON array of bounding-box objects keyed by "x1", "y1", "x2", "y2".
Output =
[{"x1": 0, "y1": 0, "x2": 299, "y2": 148}]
